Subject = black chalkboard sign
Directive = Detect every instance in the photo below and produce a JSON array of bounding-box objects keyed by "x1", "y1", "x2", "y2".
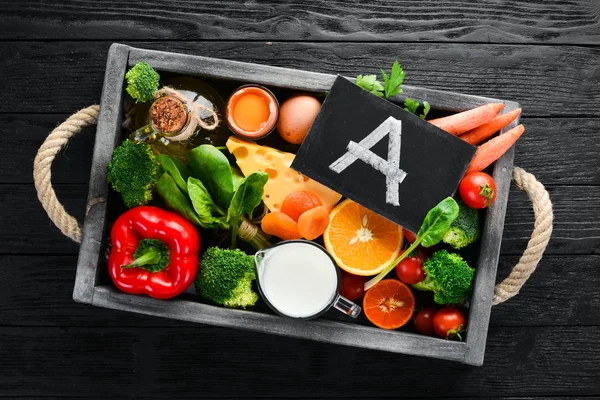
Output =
[{"x1": 292, "y1": 76, "x2": 477, "y2": 233}]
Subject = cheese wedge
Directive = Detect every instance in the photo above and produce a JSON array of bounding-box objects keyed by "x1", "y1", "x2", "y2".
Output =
[{"x1": 226, "y1": 136, "x2": 342, "y2": 212}]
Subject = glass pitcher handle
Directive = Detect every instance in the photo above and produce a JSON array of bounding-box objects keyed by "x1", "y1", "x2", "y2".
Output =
[
  {"x1": 131, "y1": 124, "x2": 156, "y2": 143},
  {"x1": 333, "y1": 295, "x2": 361, "y2": 318}
]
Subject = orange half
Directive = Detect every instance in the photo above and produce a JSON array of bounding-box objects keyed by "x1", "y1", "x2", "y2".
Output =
[
  {"x1": 323, "y1": 199, "x2": 403, "y2": 276},
  {"x1": 363, "y1": 279, "x2": 415, "y2": 330}
]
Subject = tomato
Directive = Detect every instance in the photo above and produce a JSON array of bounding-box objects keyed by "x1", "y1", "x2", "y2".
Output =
[
  {"x1": 414, "y1": 307, "x2": 436, "y2": 335},
  {"x1": 433, "y1": 307, "x2": 466, "y2": 340},
  {"x1": 339, "y1": 271, "x2": 366, "y2": 301},
  {"x1": 459, "y1": 172, "x2": 497, "y2": 209},
  {"x1": 395, "y1": 251, "x2": 425, "y2": 284},
  {"x1": 403, "y1": 228, "x2": 417, "y2": 244}
]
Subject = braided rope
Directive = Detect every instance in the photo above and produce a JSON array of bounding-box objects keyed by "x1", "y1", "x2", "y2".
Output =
[
  {"x1": 33, "y1": 105, "x2": 100, "y2": 243},
  {"x1": 492, "y1": 166, "x2": 553, "y2": 305},
  {"x1": 33, "y1": 108, "x2": 553, "y2": 303}
]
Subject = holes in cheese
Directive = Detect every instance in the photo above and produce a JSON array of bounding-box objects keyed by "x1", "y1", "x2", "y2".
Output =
[{"x1": 226, "y1": 136, "x2": 342, "y2": 212}]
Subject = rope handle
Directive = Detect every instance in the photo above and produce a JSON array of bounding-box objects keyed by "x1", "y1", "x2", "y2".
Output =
[{"x1": 33, "y1": 107, "x2": 553, "y2": 305}]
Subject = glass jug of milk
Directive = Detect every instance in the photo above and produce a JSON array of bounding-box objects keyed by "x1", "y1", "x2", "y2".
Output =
[{"x1": 254, "y1": 240, "x2": 361, "y2": 319}]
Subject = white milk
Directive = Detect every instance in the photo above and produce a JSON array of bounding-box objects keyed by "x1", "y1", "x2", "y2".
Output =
[{"x1": 258, "y1": 242, "x2": 338, "y2": 318}]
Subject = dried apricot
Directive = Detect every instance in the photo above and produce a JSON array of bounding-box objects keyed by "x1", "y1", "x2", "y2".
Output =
[
  {"x1": 280, "y1": 191, "x2": 323, "y2": 222},
  {"x1": 297, "y1": 206, "x2": 330, "y2": 240},
  {"x1": 261, "y1": 212, "x2": 302, "y2": 241}
]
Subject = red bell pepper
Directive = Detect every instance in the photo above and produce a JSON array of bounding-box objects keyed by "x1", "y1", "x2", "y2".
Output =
[{"x1": 108, "y1": 206, "x2": 200, "y2": 299}]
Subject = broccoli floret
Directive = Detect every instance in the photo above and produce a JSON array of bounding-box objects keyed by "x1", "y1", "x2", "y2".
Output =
[
  {"x1": 125, "y1": 61, "x2": 160, "y2": 103},
  {"x1": 196, "y1": 247, "x2": 259, "y2": 309},
  {"x1": 107, "y1": 139, "x2": 161, "y2": 208},
  {"x1": 412, "y1": 249, "x2": 474, "y2": 305},
  {"x1": 443, "y1": 199, "x2": 480, "y2": 249}
]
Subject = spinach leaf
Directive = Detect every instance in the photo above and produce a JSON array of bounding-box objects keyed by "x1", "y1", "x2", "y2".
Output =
[
  {"x1": 157, "y1": 154, "x2": 191, "y2": 195},
  {"x1": 231, "y1": 167, "x2": 245, "y2": 192},
  {"x1": 188, "y1": 145, "x2": 233, "y2": 209},
  {"x1": 417, "y1": 197, "x2": 460, "y2": 247},
  {"x1": 156, "y1": 173, "x2": 202, "y2": 226},
  {"x1": 226, "y1": 171, "x2": 269, "y2": 247},
  {"x1": 187, "y1": 177, "x2": 228, "y2": 230},
  {"x1": 365, "y1": 197, "x2": 459, "y2": 290}
]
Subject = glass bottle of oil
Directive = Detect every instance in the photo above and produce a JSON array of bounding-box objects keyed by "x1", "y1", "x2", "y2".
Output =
[{"x1": 129, "y1": 76, "x2": 229, "y2": 162}]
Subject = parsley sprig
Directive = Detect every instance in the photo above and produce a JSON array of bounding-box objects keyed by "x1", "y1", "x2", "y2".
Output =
[{"x1": 355, "y1": 61, "x2": 430, "y2": 120}]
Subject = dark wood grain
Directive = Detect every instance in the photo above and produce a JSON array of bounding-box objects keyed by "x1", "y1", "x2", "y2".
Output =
[
  {"x1": 2, "y1": 0, "x2": 599, "y2": 44},
  {"x1": 1, "y1": 255, "x2": 597, "y2": 328},
  {"x1": 6, "y1": 114, "x2": 599, "y2": 185},
  {"x1": 2, "y1": 41, "x2": 600, "y2": 117},
  {"x1": 2, "y1": 184, "x2": 596, "y2": 255},
  {"x1": 0, "y1": 325, "x2": 598, "y2": 398}
]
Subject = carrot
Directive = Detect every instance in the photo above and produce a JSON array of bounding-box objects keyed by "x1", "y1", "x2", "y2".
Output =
[
  {"x1": 429, "y1": 103, "x2": 505, "y2": 136},
  {"x1": 261, "y1": 212, "x2": 302, "y2": 240},
  {"x1": 460, "y1": 108, "x2": 522, "y2": 145},
  {"x1": 466, "y1": 124, "x2": 525, "y2": 174},
  {"x1": 297, "y1": 206, "x2": 330, "y2": 240}
]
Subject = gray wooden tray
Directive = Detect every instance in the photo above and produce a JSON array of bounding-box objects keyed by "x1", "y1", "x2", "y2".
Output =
[{"x1": 73, "y1": 43, "x2": 519, "y2": 366}]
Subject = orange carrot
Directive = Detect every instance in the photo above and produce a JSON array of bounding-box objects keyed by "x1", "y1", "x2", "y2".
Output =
[
  {"x1": 297, "y1": 206, "x2": 330, "y2": 240},
  {"x1": 466, "y1": 124, "x2": 525, "y2": 174},
  {"x1": 261, "y1": 212, "x2": 302, "y2": 240},
  {"x1": 460, "y1": 108, "x2": 522, "y2": 145},
  {"x1": 429, "y1": 103, "x2": 505, "y2": 136}
]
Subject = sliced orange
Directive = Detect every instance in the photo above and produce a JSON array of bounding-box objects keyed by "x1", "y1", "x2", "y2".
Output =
[
  {"x1": 363, "y1": 279, "x2": 415, "y2": 330},
  {"x1": 323, "y1": 199, "x2": 403, "y2": 276}
]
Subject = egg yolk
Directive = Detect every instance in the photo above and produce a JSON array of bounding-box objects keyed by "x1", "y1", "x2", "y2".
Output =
[{"x1": 232, "y1": 93, "x2": 270, "y2": 132}]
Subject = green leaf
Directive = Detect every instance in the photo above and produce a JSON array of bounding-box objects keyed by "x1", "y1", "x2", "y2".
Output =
[
  {"x1": 382, "y1": 61, "x2": 405, "y2": 99},
  {"x1": 187, "y1": 177, "x2": 228, "y2": 230},
  {"x1": 364, "y1": 197, "x2": 459, "y2": 290},
  {"x1": 156, "y1": 173, "x2": 202, "y2": 226},
  {"x1": 231, "y1": 167, "x2": 245, "y2": 192},
  {"x1": 156, "y1": 154, "x2": 191, "y2": 195},
  {"x1": 417, "y1": 197, "x2": 460, "y2": 247},
  {"x1": 355, "y1": 74, "x2": 384, "y2": 97},
  {"x1": 420, "y1": 101, "x2": 431, "y2": 120},
  {"x1": 226, "y1": 171, "x2": 269, "y2": 247},
  {"x1": 404, "y1": 97, "x2": 420, "y2": 114},
  {"x1": 188, "y1": 145, "x2": 234, "y2": 209}
]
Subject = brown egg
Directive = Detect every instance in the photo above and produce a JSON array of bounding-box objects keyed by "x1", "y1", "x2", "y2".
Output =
[{"x1": 277, "y1": 95, "x2": 321, "y2": 145}]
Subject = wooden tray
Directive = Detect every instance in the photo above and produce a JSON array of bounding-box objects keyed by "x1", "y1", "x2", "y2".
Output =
[{"x1": 73, "y1": 43, "x2": 519, "y2": 366}]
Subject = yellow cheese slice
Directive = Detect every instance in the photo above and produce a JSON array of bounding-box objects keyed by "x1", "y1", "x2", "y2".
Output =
[{"x1": 226, "y1": 136, "x2": 342, "y2": 212}]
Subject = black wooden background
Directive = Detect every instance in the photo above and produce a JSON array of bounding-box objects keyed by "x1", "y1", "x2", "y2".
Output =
[{"x1": 1, "y1": 1, "x2": 599, "y2": 398}]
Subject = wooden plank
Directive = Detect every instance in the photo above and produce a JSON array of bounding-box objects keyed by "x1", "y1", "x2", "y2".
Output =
[
  {"x1": 0, "y1": 114, "x2": 95, "y2": 184},
  {"x1": 0, "y1": 255, "x2": 597, "y2": 328},
  {"x1": 1, "y1": 41, "x2": 599, "y2": 116},
  {"x1": 1, "y1": 183, "x2": 595, "y2": 255},
  {"x1": 502, "y1": 185, "x2": 600, "y2": 255},
  {"x1": 1, "y1": 1, "x2": 599, "y2": 44},
  {"x1": 0, "y1": 325, "x2": 598, "y2": 397}
]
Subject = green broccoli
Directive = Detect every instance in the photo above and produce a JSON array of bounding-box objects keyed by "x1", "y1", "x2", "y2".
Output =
[
  {"x1": 107, "y1": 139, "x2": 161, "y2": 208},
  {"x1": 125, "y1": 61, "x2": 160, "y2": 103},
  {"x1": 411, "y1": 249, "x2": 474, "y2": 305},
  {"x1": 196, "y1": 247, "x2": 259, "y2": 309},
  {"x1": 442, "y1": 199, "x2": 480, "y2": 249}
]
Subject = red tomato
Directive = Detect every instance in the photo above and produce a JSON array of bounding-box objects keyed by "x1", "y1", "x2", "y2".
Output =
[
  {"x1": 339, "y1": 271, "x2": 366, "y2": 301},
  {"x1": 414, "y1": 307, "x2": 436, "y2": 336},
  {"x1": 459, "y1": 172, "x2": 497, "y2": 209},
  {"x1": 433, "y1": 307, "x2": 466, "y2": 340},
  {"x1": 395, "y1": 252, "x2": 425, "y2": 284},
  {"x1": 403, "y1": 228, "x2": 417, "y2": 244}
]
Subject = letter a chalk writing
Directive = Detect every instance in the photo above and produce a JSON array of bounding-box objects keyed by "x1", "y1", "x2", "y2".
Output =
[{"x1": 329, "y1": 117, "x2": 406, "y2": 206}]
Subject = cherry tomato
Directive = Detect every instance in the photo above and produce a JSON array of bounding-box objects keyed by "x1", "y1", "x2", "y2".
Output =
[
  {"x1": 339, "y1": 271, "x2": 366, "y2": 301},
  {"x1": 459, "y1": 172, "x2": 497, "y2": 209},
  {"x1": 433, "y1": 307, "x2": 466, "y2": 340},
  {"x1": 395, "y1": 251, "x2": 425, "y2": 284},
  {"x1": 403, "y1": 228, "x2": 417, "y2": 244},
  {"x1": 414, "y1": 307, "x2": 436, "y2": 336}
]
